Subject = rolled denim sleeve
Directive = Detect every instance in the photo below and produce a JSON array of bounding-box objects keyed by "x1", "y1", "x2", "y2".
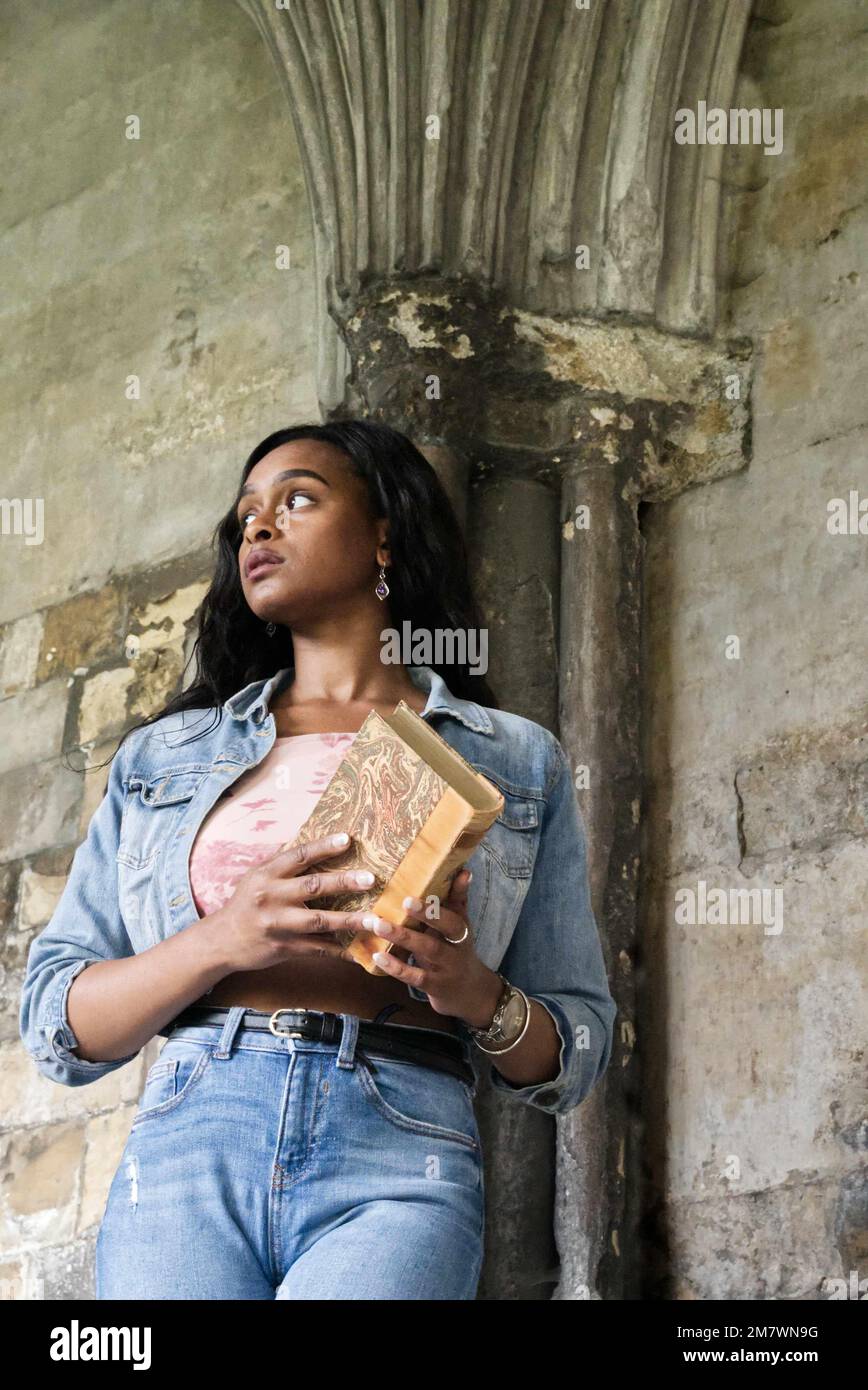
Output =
[
  {"x1": 18, "y1": 738, "x2": 141, "y2": 1087},
  {"x1": 486, "y1": 738, "x2": 616, "y2": 1116}
]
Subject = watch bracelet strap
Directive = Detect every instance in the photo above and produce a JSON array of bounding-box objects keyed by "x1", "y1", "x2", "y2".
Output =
[
  {"x1": 472, "y1": 984, "x2": 532, "y2": 1055},
  {"x1": 468, "y1": 971, "x2": 511, "y2": 1041}
]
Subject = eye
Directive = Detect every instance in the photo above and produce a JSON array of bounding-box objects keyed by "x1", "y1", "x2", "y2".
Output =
[
  {"x1": 237, "y1": 492, "x2": 315, "y2": 529},
  {"x1": 275, "y1": 493, "x2": 315, "y2": 524}
]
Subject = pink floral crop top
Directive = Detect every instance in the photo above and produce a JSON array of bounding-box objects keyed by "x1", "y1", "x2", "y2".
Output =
[{"x1": 189, "y1": 732, "x2": 356, "y2": 919}]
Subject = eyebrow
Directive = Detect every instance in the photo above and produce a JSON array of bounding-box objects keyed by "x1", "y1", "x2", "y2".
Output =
[{"x1": 236, "y1": 469, "x2": 331, "y2": 504}]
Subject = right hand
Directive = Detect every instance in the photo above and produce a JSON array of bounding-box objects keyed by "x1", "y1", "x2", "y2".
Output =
[{"x1": 208, "y1": 833, "x2": 378, "y2": 973}]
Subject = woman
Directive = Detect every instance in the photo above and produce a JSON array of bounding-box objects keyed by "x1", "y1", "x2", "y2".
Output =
[{"x1": 19, "y1": 419, "x2": 616, "y2": 1300}]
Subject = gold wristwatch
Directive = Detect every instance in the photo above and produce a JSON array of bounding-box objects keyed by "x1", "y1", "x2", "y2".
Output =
[{"x1": 467, "y1": 972, "x2": 530, "y2": 1052}]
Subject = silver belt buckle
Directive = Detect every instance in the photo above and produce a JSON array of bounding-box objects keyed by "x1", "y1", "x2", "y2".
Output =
[{"x1": 268, "y1": 1008, "x2": 308, "y2": 1039}]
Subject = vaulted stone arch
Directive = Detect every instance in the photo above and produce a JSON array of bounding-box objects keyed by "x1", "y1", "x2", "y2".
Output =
[{"x1": 234, "y1": 0, "x2": 754, "y2": 1299}]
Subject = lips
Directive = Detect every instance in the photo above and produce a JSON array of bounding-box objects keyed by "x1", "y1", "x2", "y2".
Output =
[{"x1": 245, "y1": 549, "x2": 285, "y2": 579}]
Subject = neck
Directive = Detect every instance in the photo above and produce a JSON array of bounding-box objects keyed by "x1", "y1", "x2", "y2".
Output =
[{"x1": 273, "y1": 623, "x2": 423, "y2": 711}]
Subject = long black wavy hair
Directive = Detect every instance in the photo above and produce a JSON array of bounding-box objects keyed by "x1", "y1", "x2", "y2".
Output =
[{"x1": 114, "y1": 419, "x2": 498, "y2": 754}]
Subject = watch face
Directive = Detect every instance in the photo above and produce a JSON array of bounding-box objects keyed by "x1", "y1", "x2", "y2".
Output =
[{"x1": 501, "y1": 993, "x2": 526, "y2": 1037}]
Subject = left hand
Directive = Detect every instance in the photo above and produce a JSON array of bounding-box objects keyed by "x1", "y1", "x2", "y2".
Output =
[{"x1": 362, "y1": 868, "x2": 500, "y2": 1028}]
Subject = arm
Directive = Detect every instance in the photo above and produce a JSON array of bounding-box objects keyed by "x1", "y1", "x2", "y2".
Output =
[
  {"x1": 484, "y1": 737, "x2": 617, "y2": 1116},
  {"x1": 18, "y1": 732, "x2": 232, "y2": 1087},
  {"x1": 461, "y1": 969, "x2": 567, "y2": 1090}
]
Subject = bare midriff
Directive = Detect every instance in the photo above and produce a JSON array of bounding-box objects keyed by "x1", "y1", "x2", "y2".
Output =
[
  {"x1": 200, "y1": 960, "x2": 461, "y2": 1035},
  {"x1": 191, "y1": 690, "x2": 462, "y2": 1038}
]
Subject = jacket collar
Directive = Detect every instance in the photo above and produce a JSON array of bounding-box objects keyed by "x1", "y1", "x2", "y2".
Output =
[{"x1": 224, "y1": 664, "x2": 494, "y2": 736}]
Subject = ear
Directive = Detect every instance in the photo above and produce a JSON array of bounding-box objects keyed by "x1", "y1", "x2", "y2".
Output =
[{"x1": 376, "y1": 521, "x2": 391, "y2": 567}]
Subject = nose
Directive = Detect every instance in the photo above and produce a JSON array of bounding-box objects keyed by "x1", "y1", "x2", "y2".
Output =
[{"x1": 241, "y1": 510, "x2": 278, "y2": 542}]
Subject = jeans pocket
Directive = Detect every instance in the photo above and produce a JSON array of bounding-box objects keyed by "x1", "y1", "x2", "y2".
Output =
[
  {"x1": 132, "y1": 1038, "x2": 214, "y2": 1125},
  {"x1": 355, "y1": 1055, "x2": 480, "y2": 1151}
]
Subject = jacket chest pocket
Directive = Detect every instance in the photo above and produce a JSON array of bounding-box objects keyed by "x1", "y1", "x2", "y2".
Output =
[
  {"x1": 118, "y1": 769, "x2": 207, "y2": 870},
  {"x1": 480, "y1": 788, "x2": 541, "y2": 880},
  {"x1": 468, "y1": 787, "x2": 541, "y2": 961}
]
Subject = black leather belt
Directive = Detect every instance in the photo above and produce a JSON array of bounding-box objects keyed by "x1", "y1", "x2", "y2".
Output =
[{"x1": 165, "y1": 1005, "x2": 476, "y2": 1086}]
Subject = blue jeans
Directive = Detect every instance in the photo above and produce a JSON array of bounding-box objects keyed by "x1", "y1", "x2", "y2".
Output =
[{"x1": 95, "y1": 1006, "x2": 485, "y2": 1299}]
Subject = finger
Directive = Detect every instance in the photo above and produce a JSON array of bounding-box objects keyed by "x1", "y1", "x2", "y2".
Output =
[
  {"x1": 285, "y1": 865, "x2": 382, "y2": 902},
  {"x1": 281, "y1": 934, "x2": 355, "y2": 961},
  {"x1": 400, "y1": 893, "x2": 465, "y2": 937},
  {"x1": 445, "y1": 867, "x2": 472, "y2": 907},
  {"x1": 264, "y1": 921, "x2": 350, "y2": 956},
  {"x1": 267, "y1": 832, "x2": 355, "y2": 874},
  {"x1": 400, "y1": 893, "x2": 442, "y2": 927},
  {"x1": 442, "y1": 884, "x2": 470, "y2": 925},
  {"x1": 370, "y1": 947, "x2": 427, "y2": 989},
  {"x1": 361, "y1": 912, "x2": 448, "y2": 960},
  {"x1": 270, "y1": 906, "x2": 385, "y2": 938}
]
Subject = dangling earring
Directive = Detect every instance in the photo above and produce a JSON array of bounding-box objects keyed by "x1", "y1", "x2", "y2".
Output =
[
  {"x1": 265, "y1": 621, "x2": 276, "y2": 637},
  {"x1": 375, "y1": 564, "x2": 390, "y2": 601}
]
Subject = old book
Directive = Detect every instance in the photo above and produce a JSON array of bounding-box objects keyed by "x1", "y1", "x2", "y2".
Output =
[{"x1": 286, "y1": 701, "x2": 504, "y2": 974}]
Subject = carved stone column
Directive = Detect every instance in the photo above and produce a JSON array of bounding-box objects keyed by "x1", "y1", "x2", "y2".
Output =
[{"x1": 234, "y1": 0, "x2": 754, "y2": 1299}]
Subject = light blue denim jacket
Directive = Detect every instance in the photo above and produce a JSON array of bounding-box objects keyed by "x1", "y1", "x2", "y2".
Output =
[{"x1": 19, "y1": 664, "x2": 616, "y2": 1115}]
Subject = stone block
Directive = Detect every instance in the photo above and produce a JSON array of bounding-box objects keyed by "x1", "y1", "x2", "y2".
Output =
[
  {"x1": 0, "y1": 679, "x2": 70, "y2": 778},
  {"x1": 736, "y1": 713, "x2": 868, "y2": 867},
  {"x1": 3, "y1": 1041, "x2": 147, "y2": 1131},
  {"x1": 28, "y1": 1231, "x2": 97, "y2": 1301},
  {"x1": 0, "y1": 613, "x2": 44, "y2": 697},
  {"x1": 78, "y1": 1105, "x2": 136, "y2": 1234},
  {"x1": 653, "y1": 1175, "x2": 847, "y2": 1299},
  {"x1": 0, "y1": 759, "x2": 81, "y2": 862},
  {"x1": 127, "y1": 578, "x2": 210, "y2": 657},
  {"x1": 36, "y1": 586, "x2": 125, "y2": 684},
  {"x1": 76, "y1": 666, "x2": 135, "y2": 747},
  {"x1": 0, "y1": 1120, "x2": 84, "y2": 1246},
  {"x1": 0, "y1": 1258, "x2": 30, "y2": 1300}
]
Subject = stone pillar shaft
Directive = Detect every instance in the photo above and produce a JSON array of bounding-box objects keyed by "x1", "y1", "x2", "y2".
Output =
[{"x1": 557, "y1": 456, "x2": 647, "y2": 1298}]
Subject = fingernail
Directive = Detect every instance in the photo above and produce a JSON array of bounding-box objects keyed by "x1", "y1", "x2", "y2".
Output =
[
  {"x1": 463, "y1": 869, "x2": 473, "y2": 883},
  {"x1": 355, "y1": 870, "x2": 375, "y2": 885},
  {"x1": 332, "y1": 833, "x2": 350, "y2": 846},
  {"x1": 361, "y1": 914, "x2": 382, "y2": 930}
]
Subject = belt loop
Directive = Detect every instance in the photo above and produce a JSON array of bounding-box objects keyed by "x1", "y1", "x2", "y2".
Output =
[
  {"x1": 214, "y1": 1006, "x2": 247, "y2": 1059},
  {"x1": 372, "y1": 1003, "x2": 402, "y2": 1025},
  {"x1": 335, "y1": 1012, "x2": 360, "y2": 1069}
]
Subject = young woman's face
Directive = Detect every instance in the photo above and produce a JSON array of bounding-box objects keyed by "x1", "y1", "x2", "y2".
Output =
[{"x1": 234, "y1": 439, "x2": 386, "y2": 628}]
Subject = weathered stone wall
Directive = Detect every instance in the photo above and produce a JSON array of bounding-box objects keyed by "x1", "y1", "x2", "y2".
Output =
[
  {"x1": 0, "y1": 561, "x2": 214, "y2": 1296},
  {"x1": 0, "y1": 0, "x2": 312, "y2": 1299},
  {"x1": 1, "y1": 0, "x2": 864, "y2": 1302},
  {"x1": 0, "y1": 0, "x2": 318, "y2": 626},
  {"x1": 638, "y1": 0, "x2": 867, "y2": 1297}
]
